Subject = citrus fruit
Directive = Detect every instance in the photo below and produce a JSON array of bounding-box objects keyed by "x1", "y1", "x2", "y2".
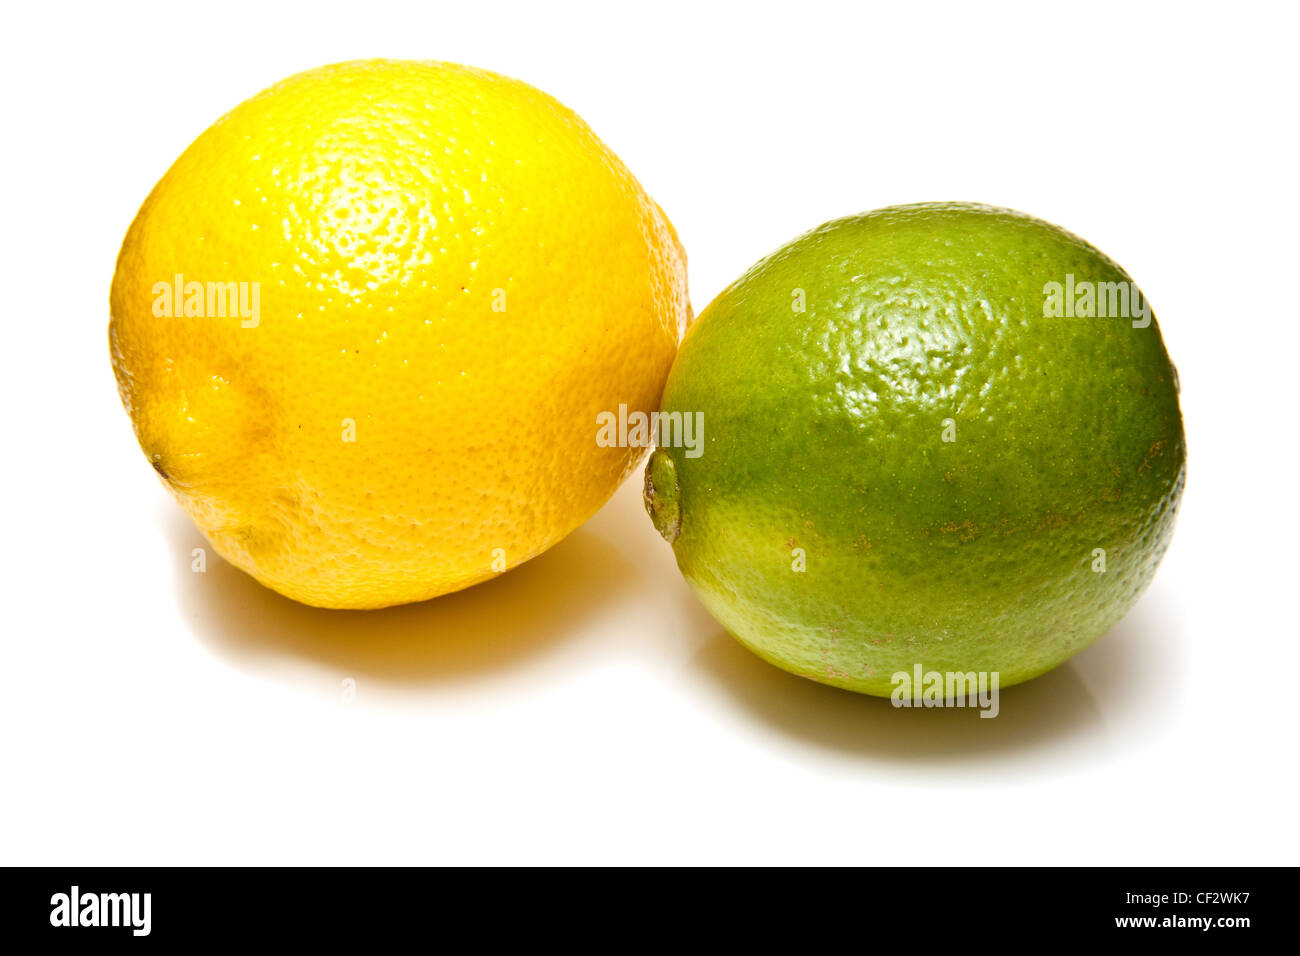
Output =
[
  {"x1": 645, "y1": 202, "x2": 1184, "y2": 695},
  {"x1": 110, "y1": 59, "x2": 690, "y2": 609}
]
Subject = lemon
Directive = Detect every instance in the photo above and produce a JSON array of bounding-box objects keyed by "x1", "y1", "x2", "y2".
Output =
[
  {"x1": 110, "y1": 60, "x2": 690, "y2": 609},
  {"x1": 646, "y1": 203, "x2": 1184, "y2": 695}
]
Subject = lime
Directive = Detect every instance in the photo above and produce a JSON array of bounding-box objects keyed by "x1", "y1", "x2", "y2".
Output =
[{"x1": 645, "y1": 202, "x2": 1185, "y2": 695}]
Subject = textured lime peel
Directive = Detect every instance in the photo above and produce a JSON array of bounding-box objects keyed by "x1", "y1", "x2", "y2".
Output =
[{"x1": 646, "y1": 202, "x2": 1185, "y2": 696}]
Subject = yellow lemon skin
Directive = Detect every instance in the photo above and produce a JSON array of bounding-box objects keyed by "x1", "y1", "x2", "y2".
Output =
[{"x1": 110, "y1": 60, "x2": 690, "y2": 609}]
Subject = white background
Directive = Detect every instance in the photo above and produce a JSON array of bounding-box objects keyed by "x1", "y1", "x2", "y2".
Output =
[{"x1": 3, "y1": 1, "x2": 1297, "y2": 865}]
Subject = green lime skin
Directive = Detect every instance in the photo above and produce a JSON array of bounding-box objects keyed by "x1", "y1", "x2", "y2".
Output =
[{"x1": 646, "y1": 202, "x2": 1185, "y2": 696}]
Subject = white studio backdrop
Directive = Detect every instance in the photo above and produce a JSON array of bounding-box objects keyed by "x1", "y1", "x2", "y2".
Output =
[{"x1": 1, "y1": 0, "x2": 1296, "y2": 864}]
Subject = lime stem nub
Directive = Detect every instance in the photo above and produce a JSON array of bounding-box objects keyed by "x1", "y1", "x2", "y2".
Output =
[{"x1": 644, "y1": 449, "x2": 682, "y2": 543}]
